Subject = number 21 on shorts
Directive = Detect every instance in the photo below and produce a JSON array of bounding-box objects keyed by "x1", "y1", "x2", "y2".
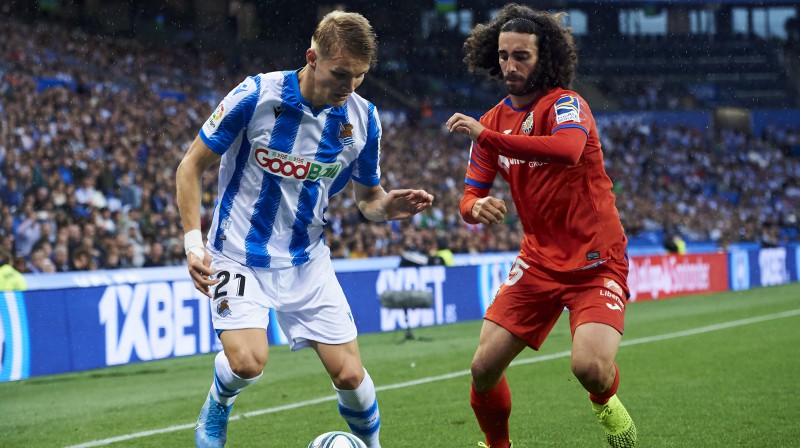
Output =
[{"x1": 213, "y1": 270, "x2": 247, "y2": 299}]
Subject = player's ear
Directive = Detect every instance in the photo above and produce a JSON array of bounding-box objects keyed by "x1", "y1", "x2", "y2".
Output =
[{"x1": 306, "y1": 48, "x2": 317, "y2": 69}]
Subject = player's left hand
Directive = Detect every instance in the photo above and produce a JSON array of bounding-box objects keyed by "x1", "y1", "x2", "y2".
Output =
[
  {"x1": 382, "y1": 189, "x2": 434, "y2": 220},
  {"x1": 446, "y1": 113, "x2": 485, "y2": 142}
]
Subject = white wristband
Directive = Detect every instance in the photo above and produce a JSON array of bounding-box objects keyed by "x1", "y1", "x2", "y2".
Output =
[{"x1": 184, "y1": 229, "x2": 205, "y2": 259}]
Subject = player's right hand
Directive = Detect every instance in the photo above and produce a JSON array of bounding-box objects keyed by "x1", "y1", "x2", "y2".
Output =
[
  {"x1": 187, "y1": 250, "x2": 218, "y2": 298},
  {"x1": 472, "y1": 196, "x2": 507, "y2": 225}
]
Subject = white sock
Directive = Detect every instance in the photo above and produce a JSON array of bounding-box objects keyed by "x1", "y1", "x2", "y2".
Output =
[
  {"x1": 209, "y1": 351, "x2": 261, "y2": 406},
  {"x1": 335, "y1": 368, "x2": 381, "y2": 448}
]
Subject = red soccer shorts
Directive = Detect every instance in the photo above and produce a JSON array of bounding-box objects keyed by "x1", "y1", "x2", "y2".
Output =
[{"x1": 484, "y1": 256, "x2": 630, "y2": 350}]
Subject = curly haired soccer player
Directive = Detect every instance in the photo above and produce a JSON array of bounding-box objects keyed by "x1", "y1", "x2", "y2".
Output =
[
  {"x1": 177, "y1": 11, "x2": 433, "y2": 448},
  {"x1": 446, "y1": 4, "x2": 636, "y2": 447}
]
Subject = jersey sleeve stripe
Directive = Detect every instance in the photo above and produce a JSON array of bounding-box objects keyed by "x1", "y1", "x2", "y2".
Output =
[
  {"x1": 468, "y1": 155, "x2": 490, "y2": 175},
  {"x1": 199, "y1": 130, "x2": 226, "y2": 155},
  {"x1": 203, "y1": 75, "x2": 262, "y2": 154},
  {"x1": 466, "y1": 177, "x2": 493, "y2": 189},
  {"x1": 471, "y1": 145, "x2": 494, "y2": 165},
  {"x1": 552, "y1": 123, "x2": 589, "y2": 137},
  {"x1": 351, "y1": 103, "x2": 381, "y2": 187}
]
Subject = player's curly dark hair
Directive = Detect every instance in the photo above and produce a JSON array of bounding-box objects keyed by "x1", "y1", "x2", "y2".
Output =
[{"x1": 463, "y1": 3, "x2": 577, "y2": 90}]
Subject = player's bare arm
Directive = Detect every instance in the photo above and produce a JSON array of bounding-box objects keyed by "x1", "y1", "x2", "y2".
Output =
[
  {"x1": 176, "y1": 135, "x2": 221, "y2": 297},
  {"x1": 472, "y1": 196, "x2": 507, "y2": 225},
  {"x1": 446, "y1": 112, "x2": 486, "y2": 142},
  {"x1": 354, "y1": 182, "x2": 434, "y2": 222}
]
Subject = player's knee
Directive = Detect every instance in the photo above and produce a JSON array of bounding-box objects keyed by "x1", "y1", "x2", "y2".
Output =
[
  {"x1": 571, "y1": 358, "x2": 612, "y2": 392},
  {"x1": 228, "y1": 353, "x2": 266, "y2": 379},
  {"x1": 471, "y1": 358, "x2": 501, "y2": 390},
  {"x1": 331, "y1": 366, "x2": 364, "y2": 390}
]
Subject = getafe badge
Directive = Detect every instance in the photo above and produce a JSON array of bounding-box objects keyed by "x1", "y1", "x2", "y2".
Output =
[{"x1": 521, "y1": 111, "x2": 534, "y2": 134}]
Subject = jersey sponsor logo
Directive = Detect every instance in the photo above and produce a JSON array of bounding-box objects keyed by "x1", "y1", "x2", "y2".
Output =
[
  {"x1": 254, "y1": 148, "x2": 342, "y2": 181},
  {"x1": 338, "y1": 122, "x2": 355, "y2": 147},
  {"x1": 554, "y1": 95, "x2": 580, "y2": 124},
  {"x1": 207, "y1": 103, "x2": 225, "y2": 129},
  {"x1": 498, "y1": 155, "x2": 548, "y2": 173},
  {"x1": 521, "y1": 111, "x2": 534, "y2": 134}
]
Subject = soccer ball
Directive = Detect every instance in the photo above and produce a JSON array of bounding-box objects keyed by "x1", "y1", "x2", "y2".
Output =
[{"x1": 307, "y1": 431, "x2": 367, "y2": 448}]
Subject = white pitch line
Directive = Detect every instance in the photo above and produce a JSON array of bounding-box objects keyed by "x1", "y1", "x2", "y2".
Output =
[{"x1": 65, "y1": 308, "x2": 800, "y2": 448}]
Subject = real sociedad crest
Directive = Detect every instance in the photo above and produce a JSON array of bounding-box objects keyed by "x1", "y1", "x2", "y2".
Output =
[
  {"x1": 521, "y1": 111, "x2": 534, "y2": 134},
  {"x1": 338, "y1": 122, "x2": 355, "y2": 147}
]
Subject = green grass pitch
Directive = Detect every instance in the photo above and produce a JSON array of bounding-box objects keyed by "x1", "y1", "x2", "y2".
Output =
[{"x1": 2, "y1": 283, "x2": 799, "y2": 447}]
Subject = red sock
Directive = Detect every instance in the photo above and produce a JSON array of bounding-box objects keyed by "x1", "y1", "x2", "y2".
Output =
[
  {"x1": 589, "y1": 363, "x2": 620, "y2": 405},
  {"x1": 470, "y1": 376, "x2": 512, "y2": 448}
]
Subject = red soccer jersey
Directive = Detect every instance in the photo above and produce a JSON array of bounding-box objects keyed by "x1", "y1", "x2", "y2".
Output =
[{"x1": 461, "y1": 88, "x2": 627, "y2": 272}]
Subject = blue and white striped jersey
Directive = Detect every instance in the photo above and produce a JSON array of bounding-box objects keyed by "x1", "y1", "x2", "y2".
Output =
[{"x1": 199, "y1": 70, "x2": 382, "y2": 268}]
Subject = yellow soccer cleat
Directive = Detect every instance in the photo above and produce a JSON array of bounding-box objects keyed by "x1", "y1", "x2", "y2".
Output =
[
  {"x1": 477, "y1": 442, "x2": 512, "y2": 448},
  {"x1": 592, "y1": 395, "x2": 637, "y2": 447}
]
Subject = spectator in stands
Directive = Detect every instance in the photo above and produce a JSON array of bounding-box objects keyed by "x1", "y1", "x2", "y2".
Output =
[
  {"x1": 143, "y1": 241, "x2": 165, "y2": 267},
  {"x1": 70, "y1": 247, "x2": 96, "y2": 271},
  {"x1": 431, "y1": 234, "x2": 454, "y2": 267},
  {"x1": 0, "y1": 16, "x2": 798, "y2": 276},
  {"x1": 0, "y1": 247, "x2": 26, "y2": 291}
]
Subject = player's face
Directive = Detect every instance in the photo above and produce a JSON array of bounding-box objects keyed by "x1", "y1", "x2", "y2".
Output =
[
  {"x1": 498, "y1": 31, "x2": 539, "y2": 96},
  {"x1": 310, "y1": 50, "x2": 370, "y2": 107}
]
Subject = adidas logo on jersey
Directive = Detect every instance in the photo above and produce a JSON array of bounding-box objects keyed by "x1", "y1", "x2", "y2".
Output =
[{"x1": 254, "y1": 148, "x2": 341, "y2": 181}]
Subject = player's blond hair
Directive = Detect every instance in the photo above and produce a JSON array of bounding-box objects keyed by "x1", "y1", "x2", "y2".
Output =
[{"x1": 312, "y1": 11, "x2": 378, "y2": 66}]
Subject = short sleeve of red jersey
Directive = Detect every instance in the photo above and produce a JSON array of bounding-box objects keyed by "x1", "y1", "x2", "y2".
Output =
[
  {"x1": 548, "y1": 93, "x2": 592, "y2": 138},
  {"x1": 465, "y1": 140, "x2": 497, "y2": 189}
]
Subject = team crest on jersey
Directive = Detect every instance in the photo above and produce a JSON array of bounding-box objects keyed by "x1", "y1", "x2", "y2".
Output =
[
  {"x1": 207, "y1": 103, "x2": 225, "y2": 129},
  {"x1": 338, "y1": 122, "x2": 355, "y2": 147},
  {"x1": 217, "y1": 299, "x2": 231, "y2": 317},
  {"x1": 521, "y1": 111, "x2": 534, "y2": 134},
  {"x1": 554, "y1": 95, "x2": 580, "y2": 124}
]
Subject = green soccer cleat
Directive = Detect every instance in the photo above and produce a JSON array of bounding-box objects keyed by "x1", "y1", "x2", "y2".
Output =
[{"x1": 592, "y1": 395, "x2": 637, "y2": 447}]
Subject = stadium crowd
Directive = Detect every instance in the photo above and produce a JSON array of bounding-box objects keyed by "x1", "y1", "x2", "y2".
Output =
[{"x1": 1, "y1": 19, "x2": 799, "y2": 274}]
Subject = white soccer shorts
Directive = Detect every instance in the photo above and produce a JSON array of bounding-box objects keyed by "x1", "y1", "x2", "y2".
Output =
[{"x1": 207, "y1": 247, "x2": 357, "y2": 351}]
